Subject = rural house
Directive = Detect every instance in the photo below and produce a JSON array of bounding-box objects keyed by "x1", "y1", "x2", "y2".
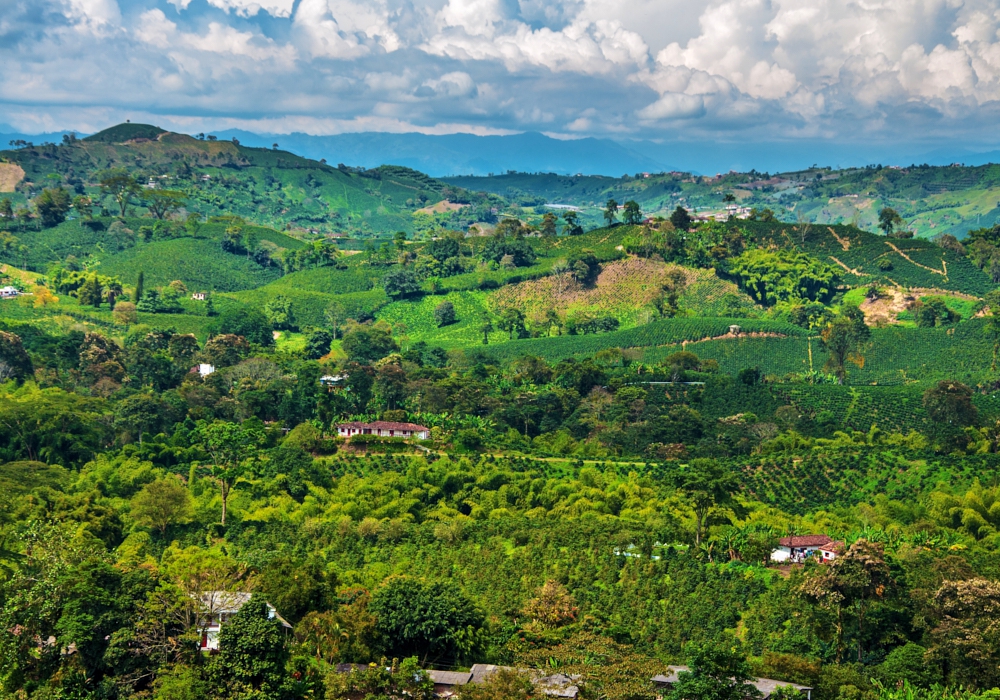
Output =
[
  {"x1": 652, "y1": 666, "x2": 812, "y2": 700},
  {"x1": 337, "y1": 421, "x2": 430, "y2": 440},
  {"x1": 0, "y1": 286, "x2": 20, "y2": 299},
  {"x1": 770, "y1": 535, "x2": 844, "y2": 563},
  {"x1": 191, "y1": 292, "x2": 207, "y2": 301},
  {"x1": 195, "y1": 592, "x2": 291, "y2": 651}
]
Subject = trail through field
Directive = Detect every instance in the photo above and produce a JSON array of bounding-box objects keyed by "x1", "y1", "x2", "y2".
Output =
[
  {"x1": 884, "y1": 241, "x2": 946, "y2": 276},
  {"x1": 828, "y1": 227, "x2": 851, "y2": 251},
  {"x1": 829, "y1": 256, "x2": 865, "y2": 275}
]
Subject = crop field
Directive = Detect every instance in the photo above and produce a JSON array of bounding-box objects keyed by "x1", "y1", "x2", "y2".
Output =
[
  {"x1": 98, "y1": 238, "x2": 285, "y2": 291},
  {"x1": 376, "y1": 290, "x2": 508, "y2": 346},
  {"x1": 226, "y1": 286, "x2": 389, "y2": 328},
  {"x1": 743, "y1": 221, "x2": 992, "y2": 296},
  {"x1": 481, "y1": 317, "x2": 808, "y2": 363},
  {"x1": 735, "y1": 450, "x2": 1000, "y2": 514},
  {"x1": 777, "y1": 384, "x2": 1000, "y2": 434},
  {"x1": 262, "y1": 266, "x2": 378, "y2": 295}
]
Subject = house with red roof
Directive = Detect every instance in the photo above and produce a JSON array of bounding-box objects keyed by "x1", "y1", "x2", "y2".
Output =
[{"x1": 770, "y1": 535, "x2": 844, "y2": 563}]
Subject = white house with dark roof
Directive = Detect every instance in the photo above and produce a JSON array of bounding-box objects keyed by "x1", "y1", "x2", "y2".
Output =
[
  {"x1": 195, "y1": 591, "x2": 291, "y2": 651},
  {"x1": 652, "y1": 666, "x2": 812, "y2": 700}
]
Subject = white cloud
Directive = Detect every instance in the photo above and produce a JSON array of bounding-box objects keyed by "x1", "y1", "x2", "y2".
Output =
[
  {"x1": 292, "y1": 0, "x2": 401, "y2": 58},
  {"x1": 13, "y1": 0, "x2": 1000, "y2": 147},
  {"x1": 136, "y1": 9, "x2": 296, "y2": 64},
  {"x1": 167, "y1": 0, "x2": 295, "y2": 17},
  {"x1": 422, "y1": 71, "x2": 477, "y2": 97}
]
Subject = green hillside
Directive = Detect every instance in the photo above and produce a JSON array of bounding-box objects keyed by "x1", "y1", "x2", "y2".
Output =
[
  {"x1": 742, "y1": 221, "x2": 993, "y2": 295},
  {"x1": 1, "y1": 123, "x2": 503, "y2": 235},
  {"x1": 444, "y1": 163, "x2": 1000, "y2": 239},
  {"x1": 97, "y1": 238, "x2": 285, "y2": 292}
]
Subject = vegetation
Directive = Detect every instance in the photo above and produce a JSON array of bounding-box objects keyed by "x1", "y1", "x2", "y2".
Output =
[{"x1": 5, "y1": 122, "x2": 1000, "y2": 700}]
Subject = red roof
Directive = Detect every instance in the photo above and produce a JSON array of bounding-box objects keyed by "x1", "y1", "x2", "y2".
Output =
[
  {"x1": 818, "y1": 541, "x2": 845, "y2": 553},
  {"x1": 338, "y1": 421, "x2": 429, "y2": 432},
  {"x1": 778, "y1": 535, "x2": 833, "y2": 548}
]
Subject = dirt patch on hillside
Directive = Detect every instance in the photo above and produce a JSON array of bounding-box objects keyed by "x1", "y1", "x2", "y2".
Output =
[
  {"x1": 416, "y1": 200, "x2": 467, "y2": 215},
  {"x1": 0, "y1": 163, "x2": 25, "y2": 192},
  {"x1": 859, "y1": 289, "x2": 916, "y2": 326},
  {"x1": 859, "y1": 286, "x2": 976, "y2": 326},
  {"x1": 491, "y1": 257, "x2": 692, "y2": 319}
]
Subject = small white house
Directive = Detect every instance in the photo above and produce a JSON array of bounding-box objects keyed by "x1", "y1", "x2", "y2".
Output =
[
  {"x1": 337, "y1": 421, "x2": 430, "y2": 440},
  {"x1": 191, "y1": 292, "x2": 207, "y2": 301},
  {"x1": 771, "y1": 535, "x2": 843, "y2": 563},
  {"x1": 190, "y1": 363, "x2": 215, "y2": 377},
  {"x1": 195, "y1": 591, "x2": 291, "y2": 651},
  {"x1": 0, "y1": 286, "x2": 20, "y2": 299}
]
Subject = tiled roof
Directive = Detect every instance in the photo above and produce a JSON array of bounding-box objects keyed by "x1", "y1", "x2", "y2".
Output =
[
  {"x1": 338, "y1": 421, "x2": 429, "y2": 432},
  {"x1": 778, "y1": 535, "x2": 833, "y2": 548},
  {"x1": 427, "y1": 670, "x2": 473, "y2": 685}
]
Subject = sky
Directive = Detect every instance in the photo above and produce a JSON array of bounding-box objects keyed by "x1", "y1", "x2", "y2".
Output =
[{"x1": 6, "y1": 0, "x2": 1000, "y2": 167}]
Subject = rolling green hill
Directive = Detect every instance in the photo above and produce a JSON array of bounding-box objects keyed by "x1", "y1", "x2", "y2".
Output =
[
  {"x1": 444, "y1": 163, "x2": 1000, "y2": 239},
  {"x1": 1, "y1": 123, "x2": 503, "y2": 235},
  {"x1": 741, "y1": 221, "x2": 993, "y2": 296},
  {"x1": 97, "y1": 238, "x2": 285, "y2": 292}
]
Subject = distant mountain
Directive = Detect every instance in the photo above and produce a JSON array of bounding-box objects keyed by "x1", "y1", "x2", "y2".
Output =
[{"x1": 211, "y1": 130, "x2": 671, "y2": 177}]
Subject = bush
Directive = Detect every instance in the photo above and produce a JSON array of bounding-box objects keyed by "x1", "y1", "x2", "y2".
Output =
[
  {"x1": 212, "y1": 307, "x2": 274, "y2": 347},
  {"x1": 434, "y1": 301, "x2": 457, "y2": 327},
  {"x1": 383, "y1": 268, "x2": 422, "y2": 299}
]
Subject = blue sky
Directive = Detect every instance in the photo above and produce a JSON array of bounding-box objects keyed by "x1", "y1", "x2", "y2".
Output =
[{"x1": 6, "y1": 0, "x2": 1000, "y2": 164}]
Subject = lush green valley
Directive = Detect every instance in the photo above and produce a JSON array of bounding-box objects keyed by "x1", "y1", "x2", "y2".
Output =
[{"x1": 6, "y1": 124, "x2": 1000, "y2": 700}]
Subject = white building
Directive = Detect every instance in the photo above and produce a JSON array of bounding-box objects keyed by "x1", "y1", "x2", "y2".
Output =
[
  {"x1": 770, "y1": 535, "x2": 843, "y2": 563},
  {"x1": 0, "y1": 286, "x2": 20, "y2": 299},
  {"x1": 337, "y1": 421, "x2": 430, "y2": 440},
  {"x1": 196, "y1": 592, "x2": 291, "y2": 651}
]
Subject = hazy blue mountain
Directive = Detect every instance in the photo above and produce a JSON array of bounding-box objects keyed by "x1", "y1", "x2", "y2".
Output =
[{"x1": 212, "y1": 129, "x2": 670, "y2": 177}]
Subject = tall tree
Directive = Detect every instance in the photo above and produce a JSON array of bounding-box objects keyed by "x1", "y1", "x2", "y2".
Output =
[
  {"x1": 540, "y1": 212, "x2": 558, "y2": 236},
  {"x1": 670, "y1": 458, "x2": 739, "y2": 545},
  {"x1": 878, "y1": 207, "x2": 904, "y2": 236},
  {"x1": 34, "y1": 187, "x2": 72, "y2": 227},
  {"x1": 130, "y1": 476, "x2": 192, "y2": 534},
  {"x1": 671, "y1": 205, "x2": 692, "y2": 230},
  {"x1": 622, "y1": 200, "x2": 643, "y2": 225},
  {"x1": 198, "y1": 421, "x2": 266, "y2": 526},
  {"x1": 800, "y1": 539, "x2": 894, "y2": 663},
  {"x1": 142, "y1": 189, "x2": 186, "y2": 220},
  {"x1": 604, "y1": 198, "x2": 619, "y2": 226},
  {"x1": 562, "y1": 210, "x2": 584, "y2": 236},
  {"x1": 99, "y1": 170, "x2": 142, "y2": 218},
  {"x1": 207, "y1": 598, "x2": 293, "y2": 700},
  {"x1": 669, "y1": 643, "x2": 762, "y2": 700}
]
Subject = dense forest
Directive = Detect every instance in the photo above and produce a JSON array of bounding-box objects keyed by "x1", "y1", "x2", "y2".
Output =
[{"x1": 4, "y1": 126, "x2": 1000, "y2": 700}]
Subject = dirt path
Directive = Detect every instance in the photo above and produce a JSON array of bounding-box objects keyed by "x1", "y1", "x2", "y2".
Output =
[
  {"x1": 830, "y1": 256, "x2": 865, "y2": 275},
  {"x1": 884, "y1": 241, "x2": 946, "y2": 276},
  {"x1": 828, "y1": 227, "x2": 851, "y2": 251}
]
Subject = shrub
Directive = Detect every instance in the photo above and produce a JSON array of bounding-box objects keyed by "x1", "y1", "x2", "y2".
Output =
[{"x1": 434, "y1": 301, "x2": 457, "y2": 327}]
